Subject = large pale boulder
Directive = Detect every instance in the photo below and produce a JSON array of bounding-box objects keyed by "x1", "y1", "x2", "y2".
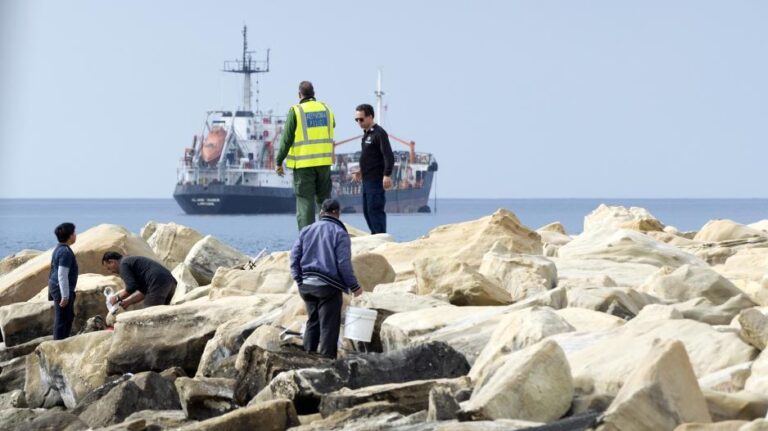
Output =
[
  {"x1": 414, "y1": 256, "x2": 511, "y2": 306},
  {"x1": 381, "y1": 288, "x2": 567, "y2": 363},
  {"x1": 566, "y1": 319, "x2": 757, "y2": 397},
  {"x1": 676, "y1": 294, "x2": 757, "y2": 326},
  {"x1": 745, "y1": 350, "x2": 768, "y2": 394},
  {"x1": 697, "y1": 362, "x2": 752, "y2": 393},
  {"x1": 737, "y1": 309, "x2": 768, "y2": 350},
  {"x1": 639, "y1": 265, "x2": 746, "y2": 305},
  {"x1": 171, "y1": 263, "x2": 201, "y2": 303},
  {"x1": 566, "y1": 287, "x2": 660, "y2": 319},
  {"x1": 209, "y1": 267, "x2": 294, "y2": 298},
  {"x1": 0, "y1": 250, "x2": 42, "y2": 277},
  {"x1": 694, "y1": 220, "x2": 768, "y2": 243},
  {"x1": 554, "y1": 307, "x2": 625, "y2": 332},
  {"x1": 461, "y1": 340, "x2": 573, "y2": 422},
  {"x1": 468, "y1": 307, "x2": 574, "y2": 384},
  {"x1": 352, "y1": 252, "x2": 396, "y2": 292},
  {"x1": 372, "y1": 209, "x2": 543, "y2": 278},
  {"x1": 749, "y1": 220, "x2": 768, "y2": 233},
  {"x1": 599, "y1": 340, "x2": 711, "y2": 431},
  {"x1": 703, "y1": 390, "x2": 768, "y2": 422},
  {"x1": 538, "y1": 222, "x2": 567, "y2": 235},
  {"x1": 106, "y1": 294, "x2": 291, "y2": 375},
  {"x1": 35, "y1": 331, "x2": 113, "y2": 408},
  {"x1": 554, "y1": 257, "x2": 661, "y2": 288},
  {"x1": 184, "y1": 235, "x2": 251, "y2": 285},
  {"x1": 559, "y1": 228, "x2": 707, "y2": 269},
  {"x1": 147, "y1": 222, "x2": 204, "y2": 269},
  {"x1": 584, "y1": 204, "x2": 664, "y2": 233},
  {"x1": 351, "y1": 233, "x2": 394, "y2": 255},
  {"x1": 0, "y1": 224, "x2": 160, "y2": 306},
  {"x1": 717, "y1": 248, "x2": 768, "y2": 284},
  {"x1": 478, "y1": 242, "x2": 557, "y2": 301}
]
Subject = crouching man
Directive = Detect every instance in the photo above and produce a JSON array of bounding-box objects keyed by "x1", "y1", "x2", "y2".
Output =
[
  {"x1": 101, "y1": 252, "x2": 177, "y2": 325},
  {"x1": 290, "y1": 199, "x2": 362, "y2": 359}
]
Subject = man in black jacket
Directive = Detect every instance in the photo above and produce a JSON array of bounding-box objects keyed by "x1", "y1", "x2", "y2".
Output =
[
  {"x1": 101, "y1": 252, "x2": 177, "y2": 324},
  {"x1": 354, "y1": 103, "x2": 394, "y2": 234}
]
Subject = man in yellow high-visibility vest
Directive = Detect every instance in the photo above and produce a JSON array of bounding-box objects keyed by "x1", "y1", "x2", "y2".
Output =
[{"x1": 276, "y1": 81, "x2": 336, "y2": 230}]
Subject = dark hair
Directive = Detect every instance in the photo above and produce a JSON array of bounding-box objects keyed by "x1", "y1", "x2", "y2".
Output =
[
  {"x1": 321, "y1": 198, "x2": 340, "y2": 214},
  {"x1": 356, "y1": 104, "x2": 374, "y2": 118},
  {"x1": 299, "y1": 81, "x2": 315, "y2": 98},
  {"x1": 54, "y1": 223, "x2": 76, "y2": 243},
  {"x1": 101, "y1": 251, "x2": 123, "y2": 263}
]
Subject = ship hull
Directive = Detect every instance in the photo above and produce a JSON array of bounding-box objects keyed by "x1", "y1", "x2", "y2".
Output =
[{"x1": 173, "y1": 170, "x2": 434, "y2": 215}]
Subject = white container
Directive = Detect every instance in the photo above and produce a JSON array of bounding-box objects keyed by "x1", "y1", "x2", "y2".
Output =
[
  {"x1": 343, "y1": 306, "x2": 378, "y2": 342},
  {"x1": 103, "y1": 287, "x2": 117, "y2": 313}
]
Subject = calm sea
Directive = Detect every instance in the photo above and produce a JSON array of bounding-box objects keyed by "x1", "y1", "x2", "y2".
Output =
[{"x1": 1, "y1": 198, "x2": 766, "y2": 259}]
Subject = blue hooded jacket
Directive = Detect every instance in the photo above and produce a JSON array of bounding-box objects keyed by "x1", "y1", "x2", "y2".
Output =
[{"x1": 290, "y1": 216, "x2": 360, "y2": 293}]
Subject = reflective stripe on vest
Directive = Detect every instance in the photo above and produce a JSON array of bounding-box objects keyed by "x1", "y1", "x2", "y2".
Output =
[{"x1": 286, "y1": 101, "x2": 334, "y2": 169}]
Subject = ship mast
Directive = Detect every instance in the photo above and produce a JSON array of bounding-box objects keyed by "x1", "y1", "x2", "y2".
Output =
[
  {"x1": 375, "y1": 69, "x2": 385, "y2": 126},
  {"x1": 223, "y1": 26, "x2": 270, "y2": 113}
]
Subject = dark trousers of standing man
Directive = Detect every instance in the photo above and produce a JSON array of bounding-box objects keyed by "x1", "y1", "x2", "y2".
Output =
[
  {"x1": 362, "y1": 179, "x2": 387, "y2": 234},
  {"x1": 298, "y1": 284, "x2": 342, "y2": 358},
  {"x1": 293, "y1": 166, "x2": 332, "y2": 230},
  {"x1": 53, "y1": 293, "x2": 75, "y2": 340}
]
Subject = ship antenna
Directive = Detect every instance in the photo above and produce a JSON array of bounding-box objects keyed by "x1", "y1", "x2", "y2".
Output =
[
  {"x1": 223, "y1": 25, "x2": 270, "y2": 113},
  {"x1": 375, "y1": 69, "x2": 385, "y2": 126}
]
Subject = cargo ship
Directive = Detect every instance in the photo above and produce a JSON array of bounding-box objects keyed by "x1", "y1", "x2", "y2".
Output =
[{"x1": 173, "y1": 27, "x2": 437, "y2": 215}]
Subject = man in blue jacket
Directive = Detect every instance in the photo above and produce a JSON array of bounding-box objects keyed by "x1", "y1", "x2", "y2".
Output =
[
  {"x1": 48, "y1": 222, "x2": 78, "y2": 340},
  {"x1": 290, "y1": 199, "x2": 362, "y2": 358}
]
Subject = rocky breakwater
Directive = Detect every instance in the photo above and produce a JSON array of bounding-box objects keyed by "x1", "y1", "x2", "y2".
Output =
[{"x1": 0, "y1": 208, "x2": 767, "y2": 430}]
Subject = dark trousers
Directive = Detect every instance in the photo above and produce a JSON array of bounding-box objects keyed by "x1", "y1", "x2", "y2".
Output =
[
  {"x1": 143, "y1": 281, "x2": 177, "y2": 306},
  {"x1": 299, "y1": 284, "x2": 342, "y2": 358},
  {"x1": 362, "y1": 179, "x2": 387, "y2": 234},
  {"x1": 53, "y1": 293, "x2": 75, "y2": 340},
  {"x1": 293, "y1": 166, "x2": 332, "y2": 231}
]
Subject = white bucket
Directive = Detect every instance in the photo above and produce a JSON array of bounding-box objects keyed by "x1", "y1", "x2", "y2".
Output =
[{"x1": 343, "y1": 306, "x2": 378, "y2": 342}]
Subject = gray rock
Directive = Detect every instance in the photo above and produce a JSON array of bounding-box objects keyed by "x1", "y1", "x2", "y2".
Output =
[
  {"x1": 0, "y1": 355, "x2": 27, "y2": 393},
  {"x1": 319, "y1": 377, "x2": 469, "y2": 418},
  {"x1": 77, "y1": 371, "x2": 181, "y2": 428},
  {"x1": 289, "y1": 401, "x2": 413, "y2": 431},
  {"x1": 0, "y1": 389, "x2": 26, "y2": 409},
  {"x1": 0, "y1": 302, "x2": 53, "y2": 347},
  {"x1": 427, "y1": 385, "x2": 461, "y2": 421},
  {"x1": 0, "y1": 335, "x2": 52, "y2": 362},
  {"x1": 0, "y1": 408, "x2": 88, "y2": 431},
  {"x1": 255, "y1": 341, "x2": 470, "y2": 415},
  {"x1": 176, "y1": 398, "x2": 299, "y2": 431},
  {"x1": 124, "y1": 410, "x2": 193, "y2": 429},
  {"x1": 175, "y1": 377, "x2": 237, "y2": 421},
  {"x1": 234, "y1": 343, "x2": 332, "y2": 405}
]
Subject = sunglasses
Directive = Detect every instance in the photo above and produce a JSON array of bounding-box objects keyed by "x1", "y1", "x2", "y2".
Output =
[{"x1": 354, "y1": 118, "x2": 365, "y2": 123}]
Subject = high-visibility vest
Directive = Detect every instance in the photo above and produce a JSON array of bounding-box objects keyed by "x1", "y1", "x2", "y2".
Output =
[{"x1": 286, "y1": 100, "x2": 335, "y2": 169}]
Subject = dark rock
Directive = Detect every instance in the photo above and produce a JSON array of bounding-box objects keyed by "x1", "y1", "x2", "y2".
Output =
[
  {"x1": 124, "y1": 410, "x2": 193, "y2": 429},
  {"x1": 255, "y1": 341, "x2": 470, "y2": 415},
  {"x1": 0, "y1": 408, "x2": 88, "y2": 431},
  {"x1": 289, "y1": 401, "x2": 413, "y2": 431},
  {"x1": 234, "y1": 343, "x2": 332, "y2": 405},
  {"x1": 23, "y1": 351, "x2": 64, "y2": 409},
  {"x1": 160, "y1": 366, "x2": 188, "y2": 383},
  {"x1": 319, "y1": 377, "x2": 469, "y2": 418},
  {"x1": 175, "y1": 377, "x2": 237, "y2": 420},
  {"x1": 426, "y1": 385, "x2": 460, "y2": 421},
  {"x1": 70, "y1": 374, "x2": 132, "y2": 416},
  {"x1": 77, "y1": 315, "x2": 106, "y2": 334},
  {"x1": 176, "y1": 399, "x2": 299, "y2": 431},
  {"x1": 0, "y1": 355, "x2": 27, "y2": 393},
  {"x1": 522, "y1": 410, "x2": 600, "y2": 431},
  {"x1": 77, "y1": 371, "x2": 181, "y2": 428},
  {"x1": 0, "y1": 389, "x2": 27, "y2": 408},
  {"x1": 0, "y1": 336, "x2": 52, "y2": 362}
]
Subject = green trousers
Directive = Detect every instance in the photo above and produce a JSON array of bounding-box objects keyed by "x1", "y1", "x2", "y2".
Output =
[{"x1": 292, "y1": 166, "x2": 331, "y2": 230}]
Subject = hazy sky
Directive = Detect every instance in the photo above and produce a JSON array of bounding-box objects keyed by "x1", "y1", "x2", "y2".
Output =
[{"x1": 2, "y1": 1, "x2": 766, "y2": 198}]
